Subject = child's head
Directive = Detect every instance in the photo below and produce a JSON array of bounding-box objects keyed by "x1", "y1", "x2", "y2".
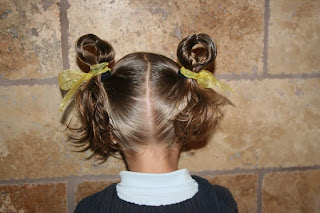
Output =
[{"x1": 71, "y1": 33, "x2": 224, "y2": 161}]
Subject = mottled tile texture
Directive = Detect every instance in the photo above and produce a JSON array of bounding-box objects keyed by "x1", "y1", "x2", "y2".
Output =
[
  {"x1": 206, "y1": 174, "x2": 258, "y2": 213},
  {"x1": 269, "y1": 0, "x2": 320, "y2": 74},
  {"x1": 262, "y1": 170, "x2": 320, "y2": 213},
  {"x1": 68, "y1": 0, "x2": 264, "y2": 75},
  {"x1": 0, "y1": 0, "x2": 62, "y2": 79},
  {"x1": 0, "y1": 85, "x2": 126, "y2": 181},
  {"x1": 0, "y1": 183, "x2": 67, "y2": 213},
  {"x1": 179, "y1": 79, "x2": 320, "y2": 170}
]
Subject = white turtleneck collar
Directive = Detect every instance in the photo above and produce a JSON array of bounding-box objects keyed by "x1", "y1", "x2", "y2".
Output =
[{"x1": 116, "y1": 169, "x2": 199, "y2": 206}]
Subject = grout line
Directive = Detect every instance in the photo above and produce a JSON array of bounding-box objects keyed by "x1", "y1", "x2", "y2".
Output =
[
  {"x1": 262, "y1": 72, "x2": 320, "y2": 79},
  {"x1": 190, "y1": 168, "x2": 259, "y2": 176},
  {"x1": 0, "y1": 165, "x2": 319, "y2": 185},
  {"x1": 0, "y1": 176, "x2": 70, "y2": 185},
  {"x1": 215, "y1": 71, "x2": 320, "y2": 81},
  {"x1": 262, "y1": 0, "x2": 271, "y2": 76},
  {"x1": 0, "y1": 77, "x2": 59, "y2": 86},
  {"x1": 215, "y1": 73, "x2": 262, "y2": 81},
  {"x1": 67, "y1": 177, "x2": 76, "y2": 213},
  {"x1": 59, "y1": 0, "x2": 71, "y2": 70},
  {"x1": 190, "y1": 165, "x2": 320, "y2": 177},
  {"x1": 256, "y1": 170, "x2": 265, "y2": 213},
  {"x1": 0, "y1": 174, "x2": 120, "y2": 185}
]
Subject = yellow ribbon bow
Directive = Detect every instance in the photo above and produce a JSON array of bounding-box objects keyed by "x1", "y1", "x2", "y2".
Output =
[
  {"x1": 180, "y1": 67, "x2": 237, "y2": 94},
  {"x1": 58, "y1": 62, "x2": 110, "y2": 111}
]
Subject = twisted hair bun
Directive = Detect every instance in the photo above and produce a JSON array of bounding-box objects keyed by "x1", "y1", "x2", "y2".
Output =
[
  {"x1": 177, "y1": 33, "x2": 217, "y2": 72},
  {"x1": 76, "y1": 34, "x2": 115, "y2": 66}
]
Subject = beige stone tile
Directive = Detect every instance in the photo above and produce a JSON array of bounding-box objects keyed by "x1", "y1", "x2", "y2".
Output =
[
  {"x1": 0, "y1": 85, "x2": 126, "y2": 181},
  {"x1": 75, "y1": 180, "x2": 119, "y2": 204},
  {"x1": 205, "y1": 174, "x2": 258, "y2": 213},
  {"x1": 262, "y1": 170, "x2": 320, "y2": 213},
  {"x1": 0, "y1": 183, "x2": 67, "y2": 213},
  {"x1": 179, "y1": 79, "x2": 320, "y2": 170},
  {"x1": 269, "y1": 0, "x2": 320, "y2": 74},
  {"x1": 0, "y1": 0, "x2": 62, "y2": 79},
  {"x1": 68, "y1": 0, "x2": 264, "y2": 75}
]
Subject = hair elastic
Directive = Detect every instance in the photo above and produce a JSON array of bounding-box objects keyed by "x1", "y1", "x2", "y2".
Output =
[
  {"x1": 58, "y1": 62, "x2": 111, "y2": 111},
  {"x1": 178, "y1": 69, "x2": 188, "y2": 79},
  {"x1": 101, "y1": 71, "x2": 112, "y2": 81}
]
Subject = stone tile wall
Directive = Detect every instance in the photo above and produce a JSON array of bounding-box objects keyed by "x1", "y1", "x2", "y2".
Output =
[{"x1": 0, "y1": 0, "x2": 319, "y2": 212}]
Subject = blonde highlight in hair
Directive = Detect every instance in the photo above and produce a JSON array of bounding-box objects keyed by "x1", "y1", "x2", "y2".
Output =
[{"x1": 68, "y1": 33, "x2": 225, "y2": 161}]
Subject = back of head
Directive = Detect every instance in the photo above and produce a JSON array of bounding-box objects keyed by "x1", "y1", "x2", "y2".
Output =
[{"x1": 70, "y1": 33, "x2": 224, "y2": 161}]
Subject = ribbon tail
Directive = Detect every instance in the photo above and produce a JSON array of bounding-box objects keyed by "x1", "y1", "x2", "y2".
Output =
[
  {"x1": 58, "y1": 75, "x2": 89, "y2": 111},
  {"x1": 216, "y1": 80, "x2": 238, "y2": 95}
]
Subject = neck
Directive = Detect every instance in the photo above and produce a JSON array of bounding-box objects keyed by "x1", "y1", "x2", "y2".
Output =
[{"x1": 124, "y1": 145, "x2": 180, "y2": 174}]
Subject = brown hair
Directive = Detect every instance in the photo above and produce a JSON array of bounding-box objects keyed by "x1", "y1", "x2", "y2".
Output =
[{"x1": 69, "y1": 33, "x2": 224, "y2": 161}]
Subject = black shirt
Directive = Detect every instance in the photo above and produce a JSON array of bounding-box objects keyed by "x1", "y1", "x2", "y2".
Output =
[{"x1": 75, "y1": 175, "x2": 238, "y2": 213}]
